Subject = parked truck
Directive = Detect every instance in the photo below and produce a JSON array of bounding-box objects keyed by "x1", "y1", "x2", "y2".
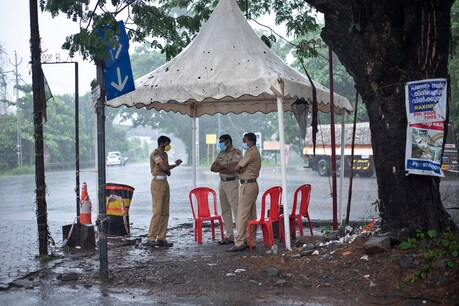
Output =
[
  {"x1": 441, "y1": 124, "x2": 458, "y2": 175},
  {"x1": 303, "y1": 122, "x2": 375, "y2": 177}
]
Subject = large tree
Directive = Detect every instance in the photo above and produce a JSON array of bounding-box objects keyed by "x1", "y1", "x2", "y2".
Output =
[
  {"x1": 306, "y1": 1, "x2": 455, "y2": 235},
  {"x1": 41, "y1": 0, "x2": 456, "y2": 235}
]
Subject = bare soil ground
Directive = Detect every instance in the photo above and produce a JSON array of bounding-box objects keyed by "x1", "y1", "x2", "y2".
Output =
[{"x1": 18, "y1": 224, "x2": 459, "y2": 305}]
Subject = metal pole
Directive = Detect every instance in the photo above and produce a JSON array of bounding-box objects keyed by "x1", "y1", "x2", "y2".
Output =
[
  {"x1": 329, "y1": 47, "x2": 338, "y2": 230},
  {"x1": 29, "y1": 0, "x2": 48, "y2": 256},
  {"x1": 96, "y1": 62, "x2": 108, "y2": 279},
  {"x1": 346, "y1": 91, "x2": 359, "y2": 224},
  {"x1": 41, "y1": 61, "x2": 80, "y2": 219},
  {"x1": 277, "y1": 96, "x2": 291, "y2": 251},
  {"x1": 75, "y1": 63, "x2": 80, "y2": 220},
  {"x1": 14, "y1": 52, "x2": 23, "y2": 168},
  {"x1": 192, "y1": 106, "x2": 197, "y2": 188},
  {"x1": 196, "y1": 117, "x2": 200, "y2": 166},
  {"x1": 339, "y1": 112, "x2": 346, "y2": 224}
]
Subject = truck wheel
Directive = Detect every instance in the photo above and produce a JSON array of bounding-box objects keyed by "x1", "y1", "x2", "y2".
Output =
[
  {"x1": 358, "y1": 167, "x2": 374, "y2": 177},
  {"x1": 336, "y1": 160, "x2": 351, "y2": 177},
  {"x1": 317, "y1": 159, "x2": 329, "y2": 176}
]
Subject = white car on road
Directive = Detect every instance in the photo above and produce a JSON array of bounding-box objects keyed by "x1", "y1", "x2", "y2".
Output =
[{"x1": 106, "y1": 151, "x2": 127, "y2": 166}]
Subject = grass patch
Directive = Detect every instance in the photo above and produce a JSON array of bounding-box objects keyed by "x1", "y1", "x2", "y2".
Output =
[{"x1": 399, "y1": 230, "x2": 459, "y2": 281}]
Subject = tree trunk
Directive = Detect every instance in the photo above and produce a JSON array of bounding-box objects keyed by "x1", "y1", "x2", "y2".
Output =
[
  {"x1": 307, "y1": 0, "x2": 456, "y2": 235},
  {"x1": 29, "y1": 0, "x2": 49, "y2": 255}
]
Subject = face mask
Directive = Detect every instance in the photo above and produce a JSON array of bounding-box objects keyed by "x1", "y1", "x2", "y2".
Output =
[
  {"x1": 164, "y1": 144, "x2": 171, "y2": 152},
  {"x1": 242, "y1": 143, "x2": 249, "y2": 150},
  {"x1": 218, "y1": 142, "x2": 227, "y2": 151}
]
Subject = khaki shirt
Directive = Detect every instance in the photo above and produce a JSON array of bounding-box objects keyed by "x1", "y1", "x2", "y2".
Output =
[
  {"x1": 237, "y1": 146, "x2": 261, "y2": 180},
  {"x1": 214, "y1": 147, "x2": 243, "y2": 178},
  {"x1": 150, "y1": 148, "x2": 168, "y2": 176}
]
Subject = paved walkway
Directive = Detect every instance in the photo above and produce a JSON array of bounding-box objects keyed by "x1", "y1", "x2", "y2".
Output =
[{"x1": 0, "y1": 220, "x2": 63, "y2": 288}]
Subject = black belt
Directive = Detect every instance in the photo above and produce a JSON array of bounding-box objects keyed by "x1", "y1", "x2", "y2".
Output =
[
  {"x1": 240, "y1": 178, "x2": 257, "y2": 184},
  {"x1": 220, "y1": 177, "x2": 237, "y2": 182}
]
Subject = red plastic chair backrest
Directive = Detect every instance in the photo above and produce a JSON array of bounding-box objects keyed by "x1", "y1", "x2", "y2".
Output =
[
  {"x1": 189, "y1": 187, "x2": 217, "y2": 218},
  {"x1": 260, "y1": 186, "x2": 282, "y2": 222},
  {"x1": 292, "y1": 184, "x2": 312, "y2": 216}
]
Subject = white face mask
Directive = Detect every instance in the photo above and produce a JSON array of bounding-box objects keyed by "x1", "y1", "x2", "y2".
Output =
[
  {"x1": 242, "y1": 143, "x2": 249, "y2": 150},
  {"x1": 218, "y1": 142, "x2": 227, "y2": 151}
]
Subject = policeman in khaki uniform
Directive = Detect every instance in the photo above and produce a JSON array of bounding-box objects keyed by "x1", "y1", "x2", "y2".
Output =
[
  {"x1": 145, "y1": 135, "x2": 182, "y2": 248},
  {"x1": 210, "y1": 134, "x2": 243, "y2": 244},
  {"x1": 226, "y1": 132, "x2": 262, "y2": 252}
]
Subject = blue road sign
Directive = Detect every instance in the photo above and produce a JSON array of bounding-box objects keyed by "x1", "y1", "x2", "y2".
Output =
[
  {"x1": 99, "y1": 20, "x2": 135, "y2": 101},
  {"x1": 101, "y1": 20, "x2": 130, "y2": 68},
  {"x1": 104, "y1": 53, "x2": 135, "y2": 101}
]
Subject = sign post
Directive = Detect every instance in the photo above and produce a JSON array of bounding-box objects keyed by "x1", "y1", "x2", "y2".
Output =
[
  {"x1": 95, "y1": 20, "x2": 135, "y2": 279},
  {"x1": 100, "y1": 20, "x2": 135, "y2": 101},
  {"x1": 206, "y1": 134, "x2": 217, "y2": 164}
]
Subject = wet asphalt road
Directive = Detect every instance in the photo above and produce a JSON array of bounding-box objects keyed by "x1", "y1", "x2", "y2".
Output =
[
  {"x1": 1, "y1": 162, "x2": 458, "y2": 234},
  {"x1": 0, "y1": 163, "x2": 380, "y2": 229},
  {"x1": 0, "y1": 163, "x2": 458, "y2": 305}
]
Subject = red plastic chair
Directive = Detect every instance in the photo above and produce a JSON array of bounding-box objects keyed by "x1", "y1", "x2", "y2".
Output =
[
  {"x1": 281, "y1": 184, "x2": 313, "y2": 239},
  {"x1": 247, "y1": 186, "x2": 283, "y2": 251},
  {"x1": 189, "y1": 187, "x2": 225, "y2": 244}
]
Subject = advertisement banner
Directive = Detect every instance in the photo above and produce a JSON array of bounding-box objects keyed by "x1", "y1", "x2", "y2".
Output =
[
  {"x1": 405, "y1": 78, "x2": 447, "y2": 123},
  {"x1": 405, "y1": 79, "x2": 447, "y2": 177}
]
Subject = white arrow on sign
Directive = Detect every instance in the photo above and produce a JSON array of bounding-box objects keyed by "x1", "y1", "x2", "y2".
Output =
[
  {"x1": 110, "y1": 36, "x2": 123, "y2": 61},
  {"x1": 111, "y1": 67, "x2": 129, "y2": 91}
]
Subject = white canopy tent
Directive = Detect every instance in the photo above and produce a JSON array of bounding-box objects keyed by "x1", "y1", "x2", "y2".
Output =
[{"x1": 108, "y1": 0, "x2": 352, "y2": 249}]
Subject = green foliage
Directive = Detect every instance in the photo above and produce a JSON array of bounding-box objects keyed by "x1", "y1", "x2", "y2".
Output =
[
  {"x1": 36, "y1": 0, "x2": 458, "y2": 169},
  {"x1": 0, "y1": 85, "x2": 132, "y2": 173},
  {"x1": 130, "y1": 44, "x2": 166, "y2": 78},
  {"x1": 0, "y1": 114, "x2": 20, "y2": 172},
  {"x1": 39, "y1": 0, "x2": 319, "y2": 61},
  {"x1": 399, "y1": 237, "x2": 417, "y2": 250},
  {"x1": 415, "y1": 264, "x2": 432, "y2": 279},
  {"x1": 449, "y1": 1, "x2": 459, "y2": 146},
  {"x1": 0, "y1": 43, "x2": 10, "y2": 104},
  {"x1": 0, "y1": 166, "x2": 34, "y2": 177},
  {"x1": 398, "y1": 230, "x2": 459, "y2": 280}
]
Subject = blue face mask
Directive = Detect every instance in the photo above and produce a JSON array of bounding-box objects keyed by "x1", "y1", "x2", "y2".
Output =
[
  {"x1": 242, "y1": 143, "x2": 249, "y2": 150},
  {"x1": 218, "y1": 142, "x2": 227, "y2": 151}
]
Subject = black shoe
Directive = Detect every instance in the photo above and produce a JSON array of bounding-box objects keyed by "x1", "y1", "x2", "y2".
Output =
[
  {"x1": 218, "y1": 238, "x2": 234, "y2": 245},
  {"x1": 155, "y1": 240, "x2": 173, "y2": 247},
  {"x1": 226, "y1": 245, "x2": 246, "y2": 252},
  {"x1": 143, "y1": 240, "x2": 156, "y2": 246}
]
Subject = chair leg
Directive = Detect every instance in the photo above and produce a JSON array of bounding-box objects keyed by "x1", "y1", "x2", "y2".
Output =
[
  {"x1": 197, "y1": 219, "x2": 203, "y2": 244},
  {"x1": 297, "y1": 216, "x2": 304, "y2": 237},
  {"x1": 262, "y1": 223, "x2": 274, "y2": 248},
  {"x1": 268, "y1": 223, "x2": 275, "y2": 247},
  {"x1": 278, "y1": 222, "x2": 284, "y2": 243},
  {"x1": 306, "y1": 216, "x2": 313, "y2": 236},
  {"x1": 194, "y1": 220, "x2": 198, "y2": 242},
  {"x1": 289, "y1": 217, "x2": 297, "y2": 240},
  {"x1": 211, "y1": 220, "x2": 216, "y2": 240}
]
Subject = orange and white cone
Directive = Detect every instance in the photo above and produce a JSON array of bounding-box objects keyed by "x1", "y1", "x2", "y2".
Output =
[{"x1": 79, "y1": 182, "x2": 92, "y2": 224}]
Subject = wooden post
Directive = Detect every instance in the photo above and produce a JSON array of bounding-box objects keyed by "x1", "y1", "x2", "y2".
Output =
[{"x1": 29, "y1": 0, "x2": 48, "y2": 256}]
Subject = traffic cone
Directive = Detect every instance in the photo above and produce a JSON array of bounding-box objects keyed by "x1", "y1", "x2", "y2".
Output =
[{"x1": 79, "y1": 182, "x2": 92, "y2": 224}]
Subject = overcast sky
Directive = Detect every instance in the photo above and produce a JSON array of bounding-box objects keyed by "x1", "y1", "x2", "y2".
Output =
[
  {"x1": 0, "y1": 0, "x2": 96, "y2": 100},
  {"x1": 0, "y1": 1, "x2": 287, "y2": 101}
]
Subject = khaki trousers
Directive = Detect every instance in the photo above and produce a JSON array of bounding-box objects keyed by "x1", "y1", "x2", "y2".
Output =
[
  {"x1": 235, "y1": 182, "x2": 259, "y2": 247},
  {"x1": 219, "y1": 180, "x2": 239, "y2": 241},
  {"x1": 147, "y1": 179, "x2": 170, "y2": 241}
]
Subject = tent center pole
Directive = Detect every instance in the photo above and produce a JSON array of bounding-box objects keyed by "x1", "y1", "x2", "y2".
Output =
[{"x1": 276, "y1": 96, "x2": 291, "y2": 251}]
